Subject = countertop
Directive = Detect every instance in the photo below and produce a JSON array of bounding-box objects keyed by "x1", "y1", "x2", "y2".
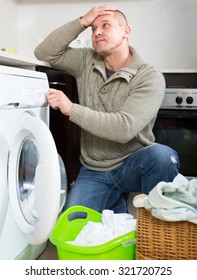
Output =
[
  {"x1": 0, "y1": 51, "x2": 50, "y2": 69},
  {"x1": 1, "y1": 50, "x2": 197, "y2": 73},
  {"x1": 161, "y1": 68, "x2": 197, "y2": 73}
]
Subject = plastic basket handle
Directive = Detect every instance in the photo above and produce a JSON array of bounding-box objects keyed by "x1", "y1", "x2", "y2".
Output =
[{"x1": 64, "y1": 205, "x2": 101, "y2": 222}]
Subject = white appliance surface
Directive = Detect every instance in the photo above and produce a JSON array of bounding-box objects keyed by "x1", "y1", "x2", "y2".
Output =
[
  {"x1": 0, "y1": 50, "x2": 50, "y2": 69},
  {"x1": 0, "y1": 65, "x2": 66, "y2": 260}
]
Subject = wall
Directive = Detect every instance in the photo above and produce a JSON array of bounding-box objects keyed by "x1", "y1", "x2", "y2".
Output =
[
  {"x1": 1, "y1": 0, "x2": 197, "y2": 69},
  {"x1": 0, "y1": 0, "x2": 17, "y2": 50}
]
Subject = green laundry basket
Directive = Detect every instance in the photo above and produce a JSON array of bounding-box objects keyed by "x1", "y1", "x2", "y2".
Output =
[{"x1": 49, "y1": 206, "x2": 136, "y2": 260}]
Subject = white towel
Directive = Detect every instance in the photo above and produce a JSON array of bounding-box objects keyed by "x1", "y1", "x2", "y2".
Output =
[{"x1": 67, "y1": 210, "x2": 136, "y2": 246}]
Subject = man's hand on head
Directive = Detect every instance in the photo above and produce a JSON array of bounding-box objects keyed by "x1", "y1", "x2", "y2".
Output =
[{"x1": 80, "y1": 5, "x2": 117, "y2": 28}]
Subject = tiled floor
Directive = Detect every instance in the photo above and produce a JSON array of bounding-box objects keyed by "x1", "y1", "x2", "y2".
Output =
[
  {"x1": 37, "y1": 241, "x2": 58, "y2": 260},
  {"x1": 37, "y1": 193, "x2": 138, "y2": 260}
]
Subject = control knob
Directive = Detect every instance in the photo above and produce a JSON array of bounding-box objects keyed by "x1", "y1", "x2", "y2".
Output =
[
  {"x1": 186, "y1": 96, "x2": 193, "y2": 105},
  {"x1": 175, "y1": 96, "x2": 183, "y2": 105}
]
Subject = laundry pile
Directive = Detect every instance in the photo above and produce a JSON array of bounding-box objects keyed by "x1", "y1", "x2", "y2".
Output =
[
  {"x1": 133, "y1": 173, "x2": 197, "y2": 224},
  {"x1": 67, "y1": 210, "x2": 136, "y2": 246}
]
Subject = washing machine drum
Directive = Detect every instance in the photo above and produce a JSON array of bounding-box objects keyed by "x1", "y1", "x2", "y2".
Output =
[{"x1": 8, "y1": 112, "x2": 67, "y2": 244}]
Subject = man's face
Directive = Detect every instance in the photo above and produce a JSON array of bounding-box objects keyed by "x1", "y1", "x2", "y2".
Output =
[{"x1": 91, "y1": 14, "x2": 127, "y2": 55}]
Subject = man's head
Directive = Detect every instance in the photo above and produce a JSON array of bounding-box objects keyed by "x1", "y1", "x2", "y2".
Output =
[
  {"x1": 91, "y1": 10, "x2": 131, "y2": 56},
  {"x1": 113, "y1": 10, "x2": 128, "y2": 26}
]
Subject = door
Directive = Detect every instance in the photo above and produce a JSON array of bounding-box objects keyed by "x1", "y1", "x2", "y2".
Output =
[
  {"x1": 153, "y1": 109, "x2": 197, "y2": 178},
  {"x1": 8, "y1": 111, "x2": 66, "y2": 244}
]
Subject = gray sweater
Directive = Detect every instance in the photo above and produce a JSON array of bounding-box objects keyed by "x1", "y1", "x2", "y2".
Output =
[{"x1": 34, "y1": 18, "x2": 166, "y2": 171}]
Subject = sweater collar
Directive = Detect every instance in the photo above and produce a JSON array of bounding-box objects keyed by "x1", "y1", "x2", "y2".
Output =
[{"x1": 92, "y1": 46, "x2": 144, "y2": 83}]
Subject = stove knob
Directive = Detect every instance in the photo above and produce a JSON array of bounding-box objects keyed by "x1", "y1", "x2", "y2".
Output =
[
  {"x1": 175, "y1": 96, "x2": 183, "y2": 104},
  {"x1": 186, "y1": 96, "x2": 193, "y2": 104}
]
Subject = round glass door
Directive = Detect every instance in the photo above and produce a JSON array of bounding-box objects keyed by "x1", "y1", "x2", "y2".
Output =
[
  {"x1": 8, "y1": 112, "x2": 67, "y2": 244},
  {"x1": 18, "y1": 137, "x2": 39, "y2": 225}
]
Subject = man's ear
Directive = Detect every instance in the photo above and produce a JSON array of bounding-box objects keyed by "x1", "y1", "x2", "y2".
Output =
[{"x1": 123, "y1": 25, "x2": 132, "y2": 39}]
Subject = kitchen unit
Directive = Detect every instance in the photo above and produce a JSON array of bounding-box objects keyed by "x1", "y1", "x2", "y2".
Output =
[{"x1": 154, "y1": 71, "x2": 197, "y2": 179}]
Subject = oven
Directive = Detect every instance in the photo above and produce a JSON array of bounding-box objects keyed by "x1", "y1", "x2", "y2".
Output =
[{"x1": 153, "y1": 72, "x2": 197, "y2": 179}]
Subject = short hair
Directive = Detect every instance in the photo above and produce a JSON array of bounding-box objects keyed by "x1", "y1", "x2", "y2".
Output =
[{"x1": 114, "y1": 10, "x2": 128, "y2": 26}]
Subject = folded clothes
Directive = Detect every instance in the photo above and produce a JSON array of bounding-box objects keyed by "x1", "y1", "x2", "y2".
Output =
[
  {"x1": 67, "y1": 210, "x2": 136, "y2": 246},
  {"x1": 133, "y1": 173, "x2": 197, "y2": 224}
]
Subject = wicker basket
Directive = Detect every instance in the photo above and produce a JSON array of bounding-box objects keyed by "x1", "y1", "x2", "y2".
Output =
[{"x1": 136, "y1": 207, "x2": 197, "y2": 260}]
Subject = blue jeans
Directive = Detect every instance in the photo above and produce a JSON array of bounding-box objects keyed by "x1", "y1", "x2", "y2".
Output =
[{"x1": 64, "y1": 144, "x2": 180, "y2": 213}]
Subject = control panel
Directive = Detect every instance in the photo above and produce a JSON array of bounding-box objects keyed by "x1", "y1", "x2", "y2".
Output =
[
  {"x1": 0, "y1": 65, "x2": 49, "y2": 108},
  {"x1": 161, "y1": 88, "x2": 197, "y2": 108}
]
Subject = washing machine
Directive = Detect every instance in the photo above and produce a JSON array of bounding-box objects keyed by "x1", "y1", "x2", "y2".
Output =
[{"x1": 0, "y1": 65, "x2": 67, "y2": 259}]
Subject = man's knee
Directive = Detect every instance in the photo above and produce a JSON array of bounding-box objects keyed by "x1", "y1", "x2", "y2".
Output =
[{"x1": 151, "y1": 144, "x2": 179, "y2": 167}]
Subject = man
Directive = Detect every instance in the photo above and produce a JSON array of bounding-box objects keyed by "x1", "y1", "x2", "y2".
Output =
[{"x1": 35, "y1": 6, "x2": 180, "y2": 213}]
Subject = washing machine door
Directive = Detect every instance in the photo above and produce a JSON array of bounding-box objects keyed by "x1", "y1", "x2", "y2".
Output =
[
  {"x1": 0, "y1": 135, "x2": 9, "y2": 233},
  {"x1": 8, "y1": 111, "x2": 65, "y2": 244}
]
